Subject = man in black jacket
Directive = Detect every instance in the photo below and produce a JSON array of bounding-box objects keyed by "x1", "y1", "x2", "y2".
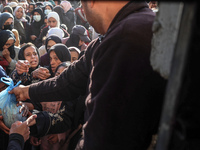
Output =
[{"x1": 10, "y1": 1, "x2": 167, "y2": 149}]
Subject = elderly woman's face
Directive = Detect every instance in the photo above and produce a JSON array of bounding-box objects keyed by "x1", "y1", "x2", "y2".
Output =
[
  {"x1": 50, "y1": 51, "x2": 62, "y2": 73},
  {"x1": 15, "y1": 8, "x2": 24, "y2": 19},
  {"x1": 24, "y1": 46, "x2": 39, "y2": 69}
]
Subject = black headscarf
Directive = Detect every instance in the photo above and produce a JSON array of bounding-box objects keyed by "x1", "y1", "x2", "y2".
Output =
[
  {"x1": 18, "y1": 43, "x2": 40, "y2": 60},
  {"x1": 47, "y1": 43, "x2": 71, "y2": 76},
  {"x1": 18, "y1": 43, "x2": 40, "y2": 73},
  {"x1": 0, "y1": 12, "x2": 14, "y2": 31},
  {"x1": 48, "y1": 43, "x2": 71, "y2": 62},
  {"x1": 31, "y1": 7, "x2": 45, "y2": 37},
  {"x1": 45, "y1": 35, "x2": 62, "y2": 52},
  {"x1": 0, "y1": 30, "x2": 16, "y2": 59}
]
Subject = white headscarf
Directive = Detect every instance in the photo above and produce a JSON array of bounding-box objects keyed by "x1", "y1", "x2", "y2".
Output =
[
  {"x1": 13, "y1": 5, "x2": 26, "y2": 21},
  {"x1": 47, "y1": 27, "x2": 64, "y2": 40},
  {"x1": 8, "y1": 2, "x2": 18, "y2": 8},
  {"x1": 47, "y1": 11, "x2": 60, "y2": 28}
]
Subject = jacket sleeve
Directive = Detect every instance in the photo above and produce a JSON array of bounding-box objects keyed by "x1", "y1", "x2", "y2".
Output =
[
  {"x1": 30, "y1": 101, "x2": 74, "y2": 137},
  {"x1": 7, "y1": 133, "x2": 24, "y2": 150},
  {"x1": 28, "y1": 39, "x2": 98, "y2": 103}
]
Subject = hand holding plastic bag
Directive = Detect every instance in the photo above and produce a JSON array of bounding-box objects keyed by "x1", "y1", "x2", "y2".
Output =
[{"x1": 0, "y1": 77, "x2": 26, "y2": 128}]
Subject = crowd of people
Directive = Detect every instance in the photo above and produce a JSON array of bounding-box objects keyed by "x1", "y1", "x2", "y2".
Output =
[
  {"x1": 0, "y1": 0, "x2": 94, "y2": 150},
  {"x1": 0, "y1": 0, "x2": 163, "y2": 150}
]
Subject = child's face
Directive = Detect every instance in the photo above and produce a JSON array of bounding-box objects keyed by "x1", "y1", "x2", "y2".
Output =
[
  {"x1": 48, "y1": 17, "x2": 57, "y2": 28},
  {"x1": 55, "y1": 66, "x2": 66, "y2": 76}
]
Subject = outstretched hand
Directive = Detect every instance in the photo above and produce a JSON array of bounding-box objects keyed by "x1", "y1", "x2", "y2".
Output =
[
  {"x1": 8, "y1": 85, "x2": 30, "y2": 101},
  {"x1": 26, "y1": 114, "x2": 37, "y2": 127},
  {"x1": 17, "y1": 102, "x2": 29, "y2": 117},
  {"x1": 9, "y1": 114, "x2": 37, "y2": 142},
  {"x1": 32, "y1": 67, "x2": 51, "y2": 80}
]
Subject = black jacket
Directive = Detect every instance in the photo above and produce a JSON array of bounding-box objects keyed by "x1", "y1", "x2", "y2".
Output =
[
  {"x1": 7, "y1": 133, "x2": 24, "y2": 150},
  {"x1": 29, "y1": 1, "x2": 167, "y2": 149}
]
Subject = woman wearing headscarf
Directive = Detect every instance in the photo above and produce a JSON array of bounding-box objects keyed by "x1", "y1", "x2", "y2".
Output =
[
  {"x1": 60, "y1": 0, "x2": 76, "y2": 34},
  {"x1": 2, "y1": 5, "x2": 13, "y2": 15},
  {"x1": 40, "y1": 34, "x2": 62, "y2": 67},
  {"x1": 29, "y1": 7, "x2": 44, "y2": 45},
  {"x1": 26, "y1": 2, "x2": 35, "y2": 17},
  {"x1": 8, "y1": 2, "x2": 18, "y2": 12},
  {"x1": 10, "y1": 43, "x2": 46, "y2": 150},
  {"x1": 53, "y1": 5, "x2": 69, "y2": 31},
  {"x1": 28, "y1": 45, "x2": 72, "y2": 150},
  {"x1": 43, "y1": 3, "x2": 53, "y2": 16},
  {"x1": 10, "y1": 42, "x2": 43, "y2": 85},
  {"x1": 0, "y1": 12, "x2": 20, "y2": 47},
  {"x1": 13, "y1": 5, "x2": 30, "y2": 44},
  {"x1": 35, "y1": 12, "x2": 69, "y2": 48},
  {"x1": 0, "y1": 30, "x2": 19, "y2": 75},
  {"x1": 47, "y1": 43, "x2": 71, "y2": 77},
  {"x1": 38, "y1": 27, "x2": 65, "y2": 57}
]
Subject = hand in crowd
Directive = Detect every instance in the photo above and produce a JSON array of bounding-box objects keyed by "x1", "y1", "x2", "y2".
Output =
[
  {"x1": 9, "y1": 114, "x2": 37, "y2": 142},
  {"x1": 17, "y1": 101, "x2": 30, "y2": 117},
  {"x1": 0, "y1": 115, "x2": 10, "y2": 134},
  {"x1": 30, "y1": 136, "x2": 41, "y2": 146},
  {"x1": 16, "y1": 60, "x2": 30, "y2": 75},
  {"x1": 30, "y1": 35, "x2": 37, "y2": 41},
  {"x1": 32, "y1": 67, "x2": 51, "y2": 80},
  {"x1": 48, "y1": 134, "x2": 59, "y2": 145},
  {"x1": 8, "y1": 85, "x2": 30, "y2": 101},
  {"x1": 2, "y1": 49, "x2": 11, "y2": 63}
]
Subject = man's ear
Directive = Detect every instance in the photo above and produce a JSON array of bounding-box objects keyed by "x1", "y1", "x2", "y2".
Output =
[
  {"x1": 90, "y1": 0, "x2": 95, "y2": 8},
  {"x1": 84, "y1": 0, "x2": 95, "y2": 8}
]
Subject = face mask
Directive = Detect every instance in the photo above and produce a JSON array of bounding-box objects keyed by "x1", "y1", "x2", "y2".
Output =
[
  {"x1": 44, "y1": 9, "x2": 52, "y2": 15},
  {"x1": 33, "y1": 15, "x2": 41, "y2": 22},
  {"x1": 4, "y1": 24, "x2": 14, "y2": 30}
]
